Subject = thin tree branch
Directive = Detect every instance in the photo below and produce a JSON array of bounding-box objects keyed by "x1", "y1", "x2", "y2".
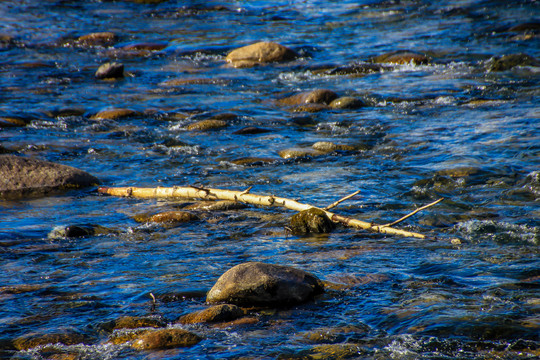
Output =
[
  {"x1": 380, "y1": 198, "x2": 444, "y2": 228},
  {"x1": 324, "y1": 190, "x2": 361, "y2": 210}
]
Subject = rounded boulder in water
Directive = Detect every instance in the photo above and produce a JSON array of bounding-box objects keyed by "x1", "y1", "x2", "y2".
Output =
[{"x1": 206, "y1": 262, "x2": 324, "y2": 307}]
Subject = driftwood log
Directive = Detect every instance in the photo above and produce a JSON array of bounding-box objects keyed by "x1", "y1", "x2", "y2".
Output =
[{"x1": 98, "y1": 185, "x2": 432, "y2": 239}]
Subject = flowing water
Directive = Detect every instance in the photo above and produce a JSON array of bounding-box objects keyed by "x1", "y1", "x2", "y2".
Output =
[{"x1": 0, "y1": 0, "x2": 539, "y2": 359}]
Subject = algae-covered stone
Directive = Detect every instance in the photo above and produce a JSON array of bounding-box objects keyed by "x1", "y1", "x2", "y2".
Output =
[
  {"x1": 226, "y1": 41, "x2": 296, "y2": 68},
  {"x1": 0, "y1": 155, "x2": 100, "y2": 200},
  {"x1": 177, "y1": 304, "x2": 245, "y2": 324},
  {"x1": 290, "y1": 208, "x2": 335, "y2": 235},
  {"x1": 489, "y1": 53, "x2": 539, "y2": 71},
  {"x1": 206, "y1": 262, "x2": 324, "y2": 307},
  {"x1": 131, "y1": 329, "x2": 201, "y2": 350},
  {"x1": 312, "y1": 141, "x2": 355, "y2": 153}
]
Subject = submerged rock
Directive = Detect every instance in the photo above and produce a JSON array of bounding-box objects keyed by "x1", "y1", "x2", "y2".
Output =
[
  {"x1": 48, "y1": 224, "x2": 110, "y2": 239},
  {"x1": 90, "y1": 108, "x2": 139, "y2": 121},
  {"x1": 206, "y1": 262, "x2": 324, "y2": 307},
  {"x1": 0, "y1": 115, "x2": 32, "y2": 128},
  {"x1": 329, "y1": 96, "x2": 365, "y2": 109},
  {"x1": 278, "y1": 148, "x2": 323, "y2": 159},
  {"x1": 226, "y1": 41, "x2": 297, "y2": 68},
  {"x1": 177, "y1": 304, "x2": 245, "y2": 324},
  {"x1": 76, "y1": 32, "x2": 117, "y2": 47},
  {"x1": 111, "y1": 316, "x2": 166, "y2": 330},
  {"x1": 278, "y1": 89, "x2": 338, "y2": 107},
  {"x1": 95, "y1": 62, "x2": 124, "y2": 79},
  {"x1": 489, "y1": 53, "x2": 539, "y2": 71},
  {"x1": 372, "y1": 50, "x2": 430, "y2": 65},
  {"x1": 289, "y1": 208, "x2": 335, "y2": 235},
  {"x1": 311, "y1": 141, "x2": 355, "y2": 153},
  {"x1": 137, "y1": 211, "x2": 198, "y2": 224},
  {"x1": 0, "y1": 155, "x2": 100, "y2": 200},
  {"x1": 13, "y1": 332, "x2": 88, "y2": 351},
  {"x1": 131, "y1": 329, "x2": 201, "y2": 350},
  {"x1": 187, "y1": 119, "x2": 228, "y2": 131},
  {"x1": 231, "y1": 157, "x2": 279, "y2": 166},
  {"x1": 183, "y1": 200, "x2": 247, "y2": 211}
]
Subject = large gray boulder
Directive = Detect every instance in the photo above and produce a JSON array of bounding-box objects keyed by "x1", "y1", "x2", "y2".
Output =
[
  {"x1": 0, "y1": 155, "x2": 100, "y2": 199},
  {"x1": 207, "y1": 262, "x2": 324, "y2": 307}
]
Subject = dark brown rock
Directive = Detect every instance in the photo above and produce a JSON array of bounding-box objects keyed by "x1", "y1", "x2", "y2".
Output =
[
  {"x1": 178, "y1": 304, "x2": 245, "y2": 324},
  {"x1": 0, "y1": 115, "x2": 31, "y2": 128},
  {"x1": 206, "y1": 262, "x2": 324, "y2": 307},
  {"x1": 231, "y1": 157, "x2": 278, "y2": 166},
  {"x1": 289, "y1": 208, "x2": 335, "y2": 235},
  {"x1": 0, "y1": 155, "x2": 100, "y2": 200},
  {"x1": 372, "y1": 50, "x2": 430, "y2": 65},
  {"x1": 95, "y1": 62, "x2": 124, "y2": 79},
  {"x1": 226, "y1": 42, "x2": 297, "y2": 68},
  {"x1": 232, "y1": 126, "x2": 272, "y2": 135},
  {"x1": 131, "y1": 329, "x2": 201, "y2": 350}
]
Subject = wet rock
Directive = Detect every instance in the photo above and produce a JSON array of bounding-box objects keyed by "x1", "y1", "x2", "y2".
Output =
[
  {"x1": 489, "y1": 53, "x2": 539, "y2": 71},
  {"x1": 278, "y1": 89, "x2": 338, "y2": 107},
  {"x1": 312, "y1": 141, "x2": 355, "y2": 153},
  {"x1": 95, "y1": 62, "x2": 124, "y2": 79},
  {"x1": 212, "y1": 316, "x2": 259, "y2": 329},
  {"x1": 160, "y1": 78, "x2": 229, "y2": 86},
  {"x1": 301, "y1": 325, "x2": 370, "y2": 344},
  {"x1": 76, "y1": 32, "x2": 117, "y2": 47},
  {"x1": 0, "y1": 115, "x2": 32, "y2": 128},
  {"x1": 131, "y1": 328, "x2": 201, "y2": 350},
  {"x1": 43, "y1": 107, "x2": 86, "y2": 118},
  {"x1": 278, "y1": 148, "x2": 324, "y2": 159},
  {"x1": 372, "y1": 50, "x2": 430, "y2": 65},
  {"x1": 140, "y1": 211, "x2": 198, "y2": 224},
  {"x1": 289, "y1": 208, "x2": 335, "y2": 235},
  {"x1": 108, "y1": 329, "x2": 147, "y2": 345},
  {"x1": 122, "y1": 42, "x2": 167, "y2": 52},
  {"x1": 0, "y1": 34, "x2": 15, "y2": 49},
  {"x1": 226, "y1": 41, "x2": 297, "y2": 68},
  {"x1": 13, "y1": 332, "x2": 87, "y2": 351},
  {"x1": 187, "y1": 119, "x2": 228, "y2": 131},
  {"x1": 177, "y1": 304, "x2": 245, "y2": 324},
  {"x1": 90, "y1": 108, "x2": 139, "y2": 121},
  {"x1": 206, "y1": 262, "x2": 324, "y2": 307},
  {"x1": 48, "y1": 224, "x2": 109, "y2": 239},
  {"x1": 329, "y1": 96, "x2": 365, "y2": 109},
  {"x1": 317, "y1": 62, "x2": 391, "y2": 76},
  {"x1": 292, "y1": 103, "x2": 330, "y2": 113},
  {"x1": 191, "y1": 200, "x2": 246, "y2": 212},
  {"x1": 507, "y1": 22, "x2": 540, "y2": 33},
  {"x1": 232, "y1": 126, "x2": 272, "y2": 135},
  {"x1": 309, "y1": 343, "x2": 365, "y2": 359},
  {"x1": 231, "y1": 157, "x2": 278, "y2": 166},
  {"x1": 0, "y1": 155, "x2": 100, "y2": 200},
  {"x1": 110, "y1": 316, "x2": 166, "y2": 330},
  {"x1": 183, "y1": 200, "x2": 247, "y2": 211}
]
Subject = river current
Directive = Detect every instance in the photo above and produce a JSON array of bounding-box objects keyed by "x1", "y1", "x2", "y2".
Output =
[{"x1": 0, "y1": 1, "x2": 539, "y2": 359}]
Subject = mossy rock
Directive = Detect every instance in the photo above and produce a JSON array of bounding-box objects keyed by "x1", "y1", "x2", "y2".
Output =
[
  {"x1": 489, "y1": 53, "x2": 539, "y2": 71},
  {"x1": 290, "y1": 208, "x2": 335, "y2": 235}
]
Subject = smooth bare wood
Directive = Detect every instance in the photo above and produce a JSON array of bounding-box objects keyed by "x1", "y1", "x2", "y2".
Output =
[
  {"x1": 98, "y1": 185, "x2": 426, "y2": 239},
  {"x1": 381, "y1": 198, "x2": 444, "y2": 228}
]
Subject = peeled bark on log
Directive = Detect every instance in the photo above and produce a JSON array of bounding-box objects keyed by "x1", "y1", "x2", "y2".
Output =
[{"x1": 97, "y1": 185, "x2": 426, "y2": 239}]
